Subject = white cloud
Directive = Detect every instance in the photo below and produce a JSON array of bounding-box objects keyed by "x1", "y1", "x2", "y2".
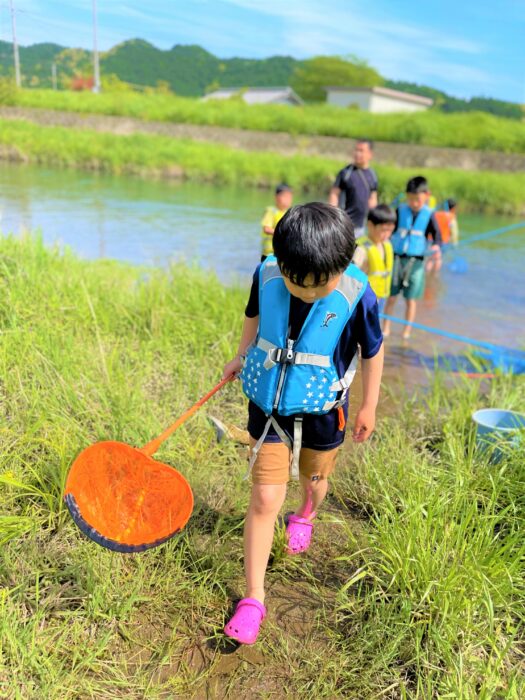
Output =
[
  {"x1": 222, "y1": 0, "x2": 495, "y2": 95},
  {"x1": 8, "y1": 0, "x2": 517, "y2": 99}
]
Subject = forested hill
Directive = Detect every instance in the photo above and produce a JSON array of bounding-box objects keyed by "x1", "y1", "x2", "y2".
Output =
[{"x1": 0, "y1": 38, "x2": 521, "y2": 119}]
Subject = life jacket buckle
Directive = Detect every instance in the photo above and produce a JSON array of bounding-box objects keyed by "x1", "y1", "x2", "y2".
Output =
[{"x1": 276, "y1": 347, "x2": 295, "y2": 364}]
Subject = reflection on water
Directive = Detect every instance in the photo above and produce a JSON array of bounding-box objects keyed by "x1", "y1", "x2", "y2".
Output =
[
  {"x1": 0, "y1": 163, "x2": 269, "y2": 281},
  {"x1": 0, "y1": 162, "x2": 523, "y2": 391}
]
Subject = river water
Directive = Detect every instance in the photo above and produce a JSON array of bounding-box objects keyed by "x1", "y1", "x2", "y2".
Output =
[{"x1": 0, "y1": 162, "x2": 523, "y2": 397}]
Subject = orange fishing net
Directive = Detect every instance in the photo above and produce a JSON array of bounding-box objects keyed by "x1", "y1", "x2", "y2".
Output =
[
  {"x1": 64, "y1": 376, "x2": 232, "y2": 552},
  {"x1": 64, "y1": 441, "x2": 193, "y2": 552}
]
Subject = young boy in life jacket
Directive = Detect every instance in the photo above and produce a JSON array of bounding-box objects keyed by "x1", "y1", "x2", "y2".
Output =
[
  {"x1": 260, "y1": 184, "x2": 293, "y2": 262},
  {"x1": 222, "y1": 203, "x2": 384, "y2": 645},
  {"x1": 352, "y1": 204, "x2": 396, "y2": 312},
  {"x1": 383, "y1": 176, "x2": 442, "y2": 339}
]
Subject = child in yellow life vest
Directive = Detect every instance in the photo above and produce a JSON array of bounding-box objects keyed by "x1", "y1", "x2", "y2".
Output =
[
  {"x1": 352, "y1": 204, "x2": 396, "y2": 312},
  {"x1": 260, "y1": 184, "x2": 293, "y2": 261}
]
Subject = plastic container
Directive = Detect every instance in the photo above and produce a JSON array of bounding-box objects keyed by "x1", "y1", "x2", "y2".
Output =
[{"x1": 472, "y1": 408, "x2": 525, "y2": 462}]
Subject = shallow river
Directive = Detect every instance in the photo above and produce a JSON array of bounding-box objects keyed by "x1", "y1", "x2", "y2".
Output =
[{"x1": 1, "y1": 162, "x2": 523, "y2": 399}]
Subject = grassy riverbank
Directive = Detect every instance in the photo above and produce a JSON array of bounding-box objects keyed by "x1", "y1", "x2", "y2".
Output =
[
  {"x1": 0, "y1": 234, "x2": 524, "y2": 698},
  {"x1": 12, "y1": 89, "x2": 525, "y2": 154},
  {"x1": 1, "y1": 119, "x2": 524, "y2": 215}
]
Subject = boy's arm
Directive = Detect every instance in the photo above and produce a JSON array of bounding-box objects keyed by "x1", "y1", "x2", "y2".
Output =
[
  {"x1": 450, "y1": 217, "x2": 459, "y2": 246},
  {"x1": 353, "y1": 342, "x2": 384, "y2": 442},
  {"x1": 428, "y1": 215, "x2": 442, "y2": 246},
  {"x1": 329, "y1": 168, "x2": 345, "y2": 206},
  {"x1": 367, "y1": 170, "x2": 378, "y2": 209},
  {"x1": 328, "y1": 186, "x2": 341, "y2": 207},
  {"x1": 352, "y1": 245, "x2": 369, "y2": 274},
  {"x1": 222, "y1": 315, "x2": 259, "y2": 379},
  {"x1": 261, "y1": 208, "x2": 275, "y2": 236}
]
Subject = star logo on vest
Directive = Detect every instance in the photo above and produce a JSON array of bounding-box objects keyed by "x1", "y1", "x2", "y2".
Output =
[{"x1": 321, "y1": 312, "x2": 337, "y2": 328}]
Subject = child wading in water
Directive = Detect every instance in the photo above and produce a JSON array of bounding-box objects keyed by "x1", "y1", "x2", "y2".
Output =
[
  {"x1": 222, "y1": 203, "x2": 384, "y2": 644},
  {"x1": 383, "y1": 176, "x2": 442, "y2": 339},
  {"x1": 352, "y1": 204, "x2": 396, "y2": 312},
  {"x1": 260, "y1": 184, "x2": 293, "y2": 262}
]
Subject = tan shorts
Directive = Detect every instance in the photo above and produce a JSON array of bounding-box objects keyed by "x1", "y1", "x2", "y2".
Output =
[{"x1": 249, "y1": 437, "x2": 339, "y2": 485}]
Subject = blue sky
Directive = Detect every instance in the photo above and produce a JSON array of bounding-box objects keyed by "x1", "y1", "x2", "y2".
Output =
[{"x1": 1, "y1": 0, "x2": 523, "y2": 102}]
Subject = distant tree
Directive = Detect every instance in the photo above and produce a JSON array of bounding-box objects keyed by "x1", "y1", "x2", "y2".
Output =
[
  {"x1": 71, "y1": 75, "x2": 94, "y2": 91},
  {"x1": 0, "y1": 77, "x2": 17, "y2": 105},
  {"x1": 291, "y1": 55, "x2": 384, "y2": 102},
  {"x1": 443, "y1": 96, "x2": 523, "y2": 120},
  {"x1": 155, "y1": 80, "x2": 173, "y2": 94},
  {"x1": 56, "y1": 48, "x2": 91, "y2": 77},
  {"x1": 101, "y1": 73, "x2": 134, "y2": 92},
  {"x1": 386, "y1": 79, "x2": 523, "y2": 120},
  {"x1": 205, "y1": 79, "x2": 221, "y2": 94}
]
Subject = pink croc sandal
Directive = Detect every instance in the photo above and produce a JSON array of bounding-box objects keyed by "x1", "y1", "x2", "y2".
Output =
[
  {"x1": 286, "y1": 513, "x2": 316, "y2": 555},
  {"x1": 224, "y1": 598, "x2": 266, "y2": 645}
]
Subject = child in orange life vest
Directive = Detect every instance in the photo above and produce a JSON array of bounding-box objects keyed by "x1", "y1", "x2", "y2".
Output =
[
  {"x1": 260, "y1": 184, "x2": 293, "y2": 262},
  {"x1": 426, "y1": 198, "x2": 459, "y2": 273},
  {"x1": 352, "y1": 204, "x2": 396, "y2": 313},
  {"x1": 222, "y1": 203, "x2": 384, "y2": 645},
  {"x1": 435, "y1": 198, "x2": 459, "y2": 246}
]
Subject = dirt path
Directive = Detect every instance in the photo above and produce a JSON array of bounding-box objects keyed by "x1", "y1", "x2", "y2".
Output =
[{"x1": 1, "y1": 105, "x2": 523, "y2": 173}]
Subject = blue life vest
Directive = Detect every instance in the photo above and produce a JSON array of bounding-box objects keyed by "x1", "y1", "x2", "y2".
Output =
[
  {"x1": 240, "y1": 257, "x2": 368, "y2": 417},
  {"x1": 391, "y1": 203, "x2": 432, "y2": 257}
]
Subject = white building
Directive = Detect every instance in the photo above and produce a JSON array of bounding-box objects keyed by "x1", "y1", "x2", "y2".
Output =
[
  {"x1": 202, "y1": 86, "x2": 304, "y2": 106},
  {"x1": 325, "y1": 86, "x2": 433, "y2": 113}
]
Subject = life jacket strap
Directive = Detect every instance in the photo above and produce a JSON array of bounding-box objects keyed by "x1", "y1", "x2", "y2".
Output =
[
  {"x1": 291, "y1": 416, "x2": 303, "y2": 480},
  {"x1": 244, "y1": 415, "x2": 292, "y2": 480},
  {"x1": 397, "y1": 228, "x2": 425, "y2": 238},
  {"x1": 323, "y1": 352, "x2": 359, "y2": 411},
  {"x1": 244, "y1": 415, "x2": 303, "y2": 481},
  {"x1": 257, "y1": 337, "x2": 330, "y2": 370}
]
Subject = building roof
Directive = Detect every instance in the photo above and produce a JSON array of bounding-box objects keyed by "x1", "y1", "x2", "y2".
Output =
[
  {"x1": 202, "y1": 86, "x2": 304, "y2": 106},
  {"x1": 324, "y1": 85, "x2": 433, "y2": 107}
]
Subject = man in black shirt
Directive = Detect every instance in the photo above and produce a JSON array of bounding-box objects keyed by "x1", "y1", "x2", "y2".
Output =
[{"x1": 329, "y1": 139, "x2": 378, "y2": 235}]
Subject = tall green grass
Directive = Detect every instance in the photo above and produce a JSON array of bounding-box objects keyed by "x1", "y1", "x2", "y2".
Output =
[
  {"x1": 331, "y1": 374, "x2": 525, "y2": 697},
  {"x1": 13, "y1": 89, "x2": 525, "y2": 154},
  {"x1": 1, "y1": 118, "x2": 524, "y2": 215},
  {"x1": 0, "y1": 234, "x2": 524, "y2": 698}
]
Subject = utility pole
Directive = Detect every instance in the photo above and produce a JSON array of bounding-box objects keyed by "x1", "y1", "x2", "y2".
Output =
[
  {"x1": 92, "y1": 0, "x2": 101, "y2": 92},
  {"x1": 9, "y1": 0, "x2": 21, "y2": 87},
  {"x1": 52, "y1": 62, "x2": 57, "y2": 90}
]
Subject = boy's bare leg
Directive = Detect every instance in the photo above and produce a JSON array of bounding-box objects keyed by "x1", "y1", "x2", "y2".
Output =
[
  {"x1": 244, "y1": 483, "x2": 287, "y2": 604},
  {"x1": 382, "y1": 295, "x2": 397, "y2": 336},
  {"x1": 403, "y1": 299, "x2": 417, "y2": 338},
  {"x1": 296, "y1": 474, "x2": 329, "y2": 518}
]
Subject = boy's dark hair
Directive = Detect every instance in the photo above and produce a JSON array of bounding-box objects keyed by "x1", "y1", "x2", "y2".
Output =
[
  {"x1": 446, "y1": 197, "x2": 457, "y2": 210},
  {"x1": 368, "y1": 203, "x2": 396, "y2": 226},
  {"x1": 406, "y1": 176, "x2": 429, "y2": 194},
  {"x1": 357, "y1": 138, "x2": 374, "y2": 150},
  {"x1": 275, "y1": 183, "x2": 293, "y2": 195},
  {"x1": 273, "y1": 203, "x2": 355, "y2": 287}
]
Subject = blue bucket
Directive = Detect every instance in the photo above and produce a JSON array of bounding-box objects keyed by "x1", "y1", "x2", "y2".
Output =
[{"x1": 472, "y1": 408, "x2": 525, "y2": 462}]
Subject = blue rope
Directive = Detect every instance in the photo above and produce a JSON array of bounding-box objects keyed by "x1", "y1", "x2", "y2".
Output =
[
  {"x1": 379, "y1": 313, "x2": 525, "y2": 357},
  {"x1": 457, "y1": 221, "x2": 525, "y2": 248}
]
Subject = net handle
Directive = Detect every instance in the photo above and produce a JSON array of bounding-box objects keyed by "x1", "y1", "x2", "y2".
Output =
[{"x1": 140, "y1": 374, "x2": 235, "y2": 457}]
